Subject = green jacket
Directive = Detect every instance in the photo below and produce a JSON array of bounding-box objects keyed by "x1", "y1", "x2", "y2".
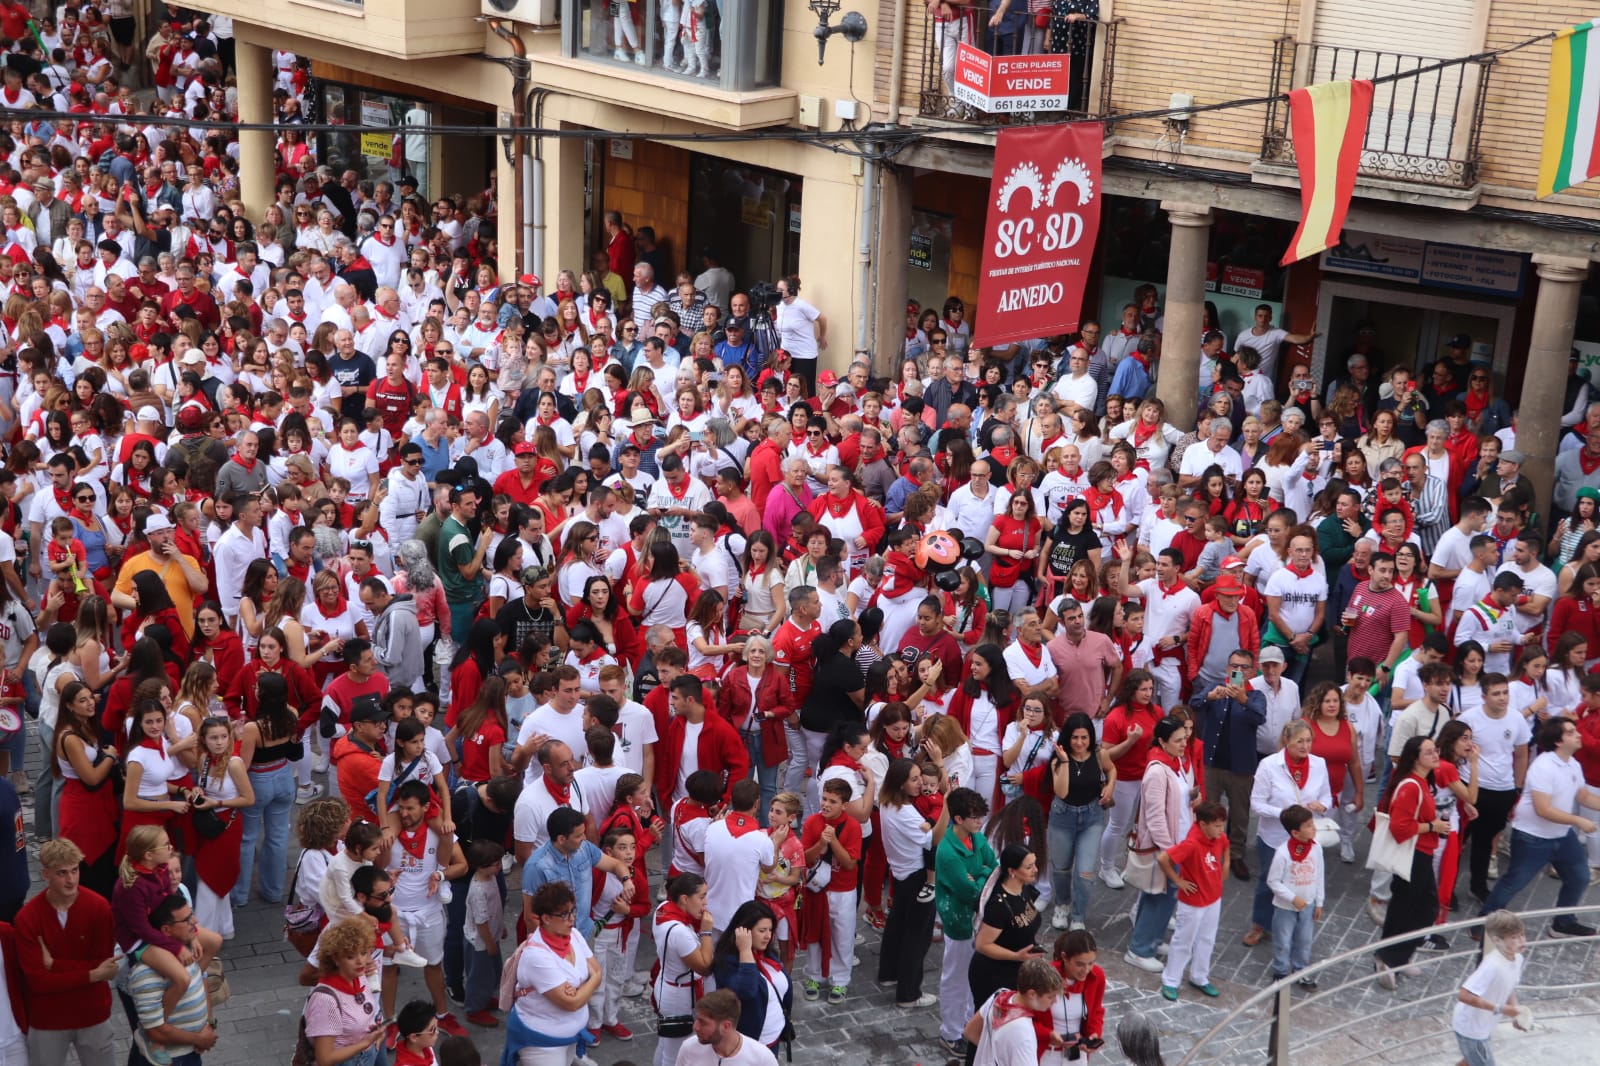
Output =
[{"x1": 935, "y1": 829, "x2": 997, "y2": 941}]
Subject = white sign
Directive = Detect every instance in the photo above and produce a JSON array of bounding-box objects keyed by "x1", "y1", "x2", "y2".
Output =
[
  {"x1": 608, "y1": 139, "x2": 633, "y2": 160},
  {"x1": 1322, "y1": 230, "x2": 1525, "y2": 298}
]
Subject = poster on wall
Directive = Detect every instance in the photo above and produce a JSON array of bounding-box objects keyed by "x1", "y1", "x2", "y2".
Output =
[
  {"x1": 973, "y1": 123, "x2": 1103, "y2": 347},
  {"x1": 1322, "y1": 230, "x2": 1527, "y2": 298},
  {"x1": 359, "y1": 99, "x2": 391, "y2": 160}
]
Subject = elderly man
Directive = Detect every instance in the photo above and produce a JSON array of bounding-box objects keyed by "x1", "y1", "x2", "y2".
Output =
[
  {"x1": 1555, "y1": 425, "x2": 1600, "y2": 512},
  {"x1": 1178, "y1": 418, "x2": 1243, "y2": 489},
  {"x1": 214, "y1": 430, "x2": 269, "y2": 499},
  {"x1": 924, "y1": 356, "x2": 978, "y2": 428},
  {"x1": 631, "y1": 262, "x2": 668, "y2": 330},
  {"x1": 1401, "y1": 447, "x2": 1451, "y2": 554},
  {"x1": 319, "y1": 280, "x2": 360, "y2": 331},
  {"x1": 327, "y1": 327, "x2": 376, "y2": 421},
  {"x1": 947, "y1": 459, "x2": 996, "y2": 541},
  {"x1": 1189, "y1": 649, "x2": 1268, "y2": 881}
]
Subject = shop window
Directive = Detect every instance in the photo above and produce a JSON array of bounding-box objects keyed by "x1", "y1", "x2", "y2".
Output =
[
  {"x1": 314, "y1": 87, "x2": 432, "y2": 193},
  {"x1": 686, "y1": 153, "x2": 800, "y2": 295},
  {"x1": 562, "y1": 0, "x2": 783, "y2": 91}
]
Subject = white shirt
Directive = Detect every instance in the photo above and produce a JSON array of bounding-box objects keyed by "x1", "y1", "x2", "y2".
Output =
[
  {"x1": 1002, "y1": 642, "x2": 1057, "y2": 693},
  {"x1": 1251, "y1": 675, "x2": 1302, "y2": 755},
  {"x1": 1179, "y1": 440, "x2": 1243, "y2": 481},
  {"x1": 702, "y1": 815, "x2": 775, "y2": 927},
  {"x1": 1459, "y1": 706, "x2": 1531, "y2": 792},
  {"x1": 774, "y1": 297, "x2": 822, "y2": 360},
  {"x1": 675, "y1": 1033, "x2": 779, "y2": 1065},
  {"x1": 1050, "y1": 372, "x2": 1097, "y2": 414},
  {"x1": 946, "y1": 481, "x2": 997, "y2": 540},
  {"x1": 511, "y1": 772, "x2": 588, "y2": 849},
  {"x1": 879, "y1": 800, "x2": 933, "y2": 881},
  {"x1": 1499, "y1": 561, "x2": 1556, "y2": 635},
  {"x1": 1454, "y1": 597, "x2": 1520, "y2": 675},
  {"x1": 513, "y1": 932, "x2": 595, "y2": 1038},
  {"x1": 1514, "y1": 751, "x2": 1588, "y2": 839},
  {"x1": 612, "y1": 700, "x2": 658, "y2": 776},
  {"x1": 1451, "y1": 949, "x2": 1526, "y2": 1041},
  {"x1": 213, "y1": 523, "x2": 265, "y2": 619},
  {"x1": 521, "y1": 703, "x2": 590, "y2": 780},
  {"x1": 972, "y1": 993, "x2": 1041, "y2": 1066},
  {"x1": 1136, "y1": 577, "x2": 1200, "y2": 646},
  {"x1": 1263, "y1": 565, "x2": 1328, "y2": 637}
]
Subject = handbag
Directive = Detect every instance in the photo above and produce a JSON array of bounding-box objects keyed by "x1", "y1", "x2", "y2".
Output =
[
  {"x1": 1122, "y1": 843, "x2": 1162, "y2": 894},
  {"x1": 190, "y1": 756, "x2": 234, "y2": 839},
  {"x1": 1311, "y1": 816, "x2": 1341, "y2": 850},
  {"x1": 1365, "y1": 780, "x2": 1424, "y2": 880}
]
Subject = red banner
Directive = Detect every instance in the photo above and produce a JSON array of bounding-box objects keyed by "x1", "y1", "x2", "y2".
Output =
[{"x1": 973, "y1": 123, "x2": 1103, "y2": 348}]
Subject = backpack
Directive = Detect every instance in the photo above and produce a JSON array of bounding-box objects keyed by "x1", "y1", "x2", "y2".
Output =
[
  {"x1": 290, "y1": 986, "x2": 339, "y2": 1066},
  {"x1": 497, "y1": 937, "x2": 532, "y2": 1011}
]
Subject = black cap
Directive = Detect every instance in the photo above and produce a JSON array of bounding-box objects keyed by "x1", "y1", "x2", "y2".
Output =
[
  {"x1": 350, "y1": 694, "x2": 389, "y2": 724},
  {"x1": 1449, "y1": 333, "x2": 1472, "y2": 349},
  {"x1": 726, "y1": 315, "x2": 750, "y2": 332},
  {"x1": 398, "y1": 174, "x2": 419, "y2": 189}
]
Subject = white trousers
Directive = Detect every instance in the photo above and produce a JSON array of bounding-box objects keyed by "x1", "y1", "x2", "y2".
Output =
[
  {"x1": 519, "y1": 1045, "x2": 574, "y2": 1066},
  {"x1": 611, "y1": 12, "x2": 640, "y2": 48},
  {"x1": 1149, "y1": 661, "x2": 1182, "y2": 711},
  {"x1": 196, "y1": 879, "x2": 234, "y2": 937},
  {"x1": 1099, "y1": 778, "x2": 1143, "y2": 876},
  {"x1": 939, "y1": 935, "x2": 975, "y2": 1042},
  {"x1": 588, "y1": 922, "x2": 637, "y2": 1028},
  {"x1": 1161, "y1": 899, "x2": 1220, "y2": 988},
  {"x1": 969, "y1": 753, "x2": 998, "y2": 810},
  {"x1": 935, "y1": 17, "x2": 970, "y2": 88},
  {"x1": 803, "y1": 889, "x2": 857, "y2": 987}
]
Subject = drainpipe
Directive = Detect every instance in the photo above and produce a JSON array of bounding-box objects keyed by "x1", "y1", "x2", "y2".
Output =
[
  {"x1": 484, "y1": 19, "x2": 531, "y2": 275},
  {"x1": 530, "y1": 89, "x2": 552, "y2": 284},
  {"x1": 856, "y1": 152, "x2": 876, "y2": 359},
  {"x1": 886, "y1": 0, "x2": 908, "y2": 122}
]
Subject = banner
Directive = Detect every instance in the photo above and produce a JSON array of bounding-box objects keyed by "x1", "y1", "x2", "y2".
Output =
[
  {"x1": 951, "y1": 43, "x2": 1071, "y2": 113},
  {"x1": 973, "y1": 123, "x2": 1102, "y2": 348}
]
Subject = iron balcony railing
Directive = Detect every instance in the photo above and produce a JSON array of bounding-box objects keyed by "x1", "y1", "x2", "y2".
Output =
[
  {"x1": 916, "y1": 6, "x2": 1119, "y2": 125},
  {"x1": 1261, "y1": 38, "x2": 1493, "y2": 189}
]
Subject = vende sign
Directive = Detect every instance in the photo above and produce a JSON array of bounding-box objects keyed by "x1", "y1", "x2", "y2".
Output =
[
  {"x1": 973, "y1": 123, "x2": 1103, "y2": 348},
  {"x1": 951, "y1": 42, "x2": 1071, "y2": 113}
]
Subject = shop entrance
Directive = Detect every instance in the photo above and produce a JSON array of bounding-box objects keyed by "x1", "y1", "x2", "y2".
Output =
[{"x1": 1313, "y1": 279, "x2": 1516, "y2": 386}]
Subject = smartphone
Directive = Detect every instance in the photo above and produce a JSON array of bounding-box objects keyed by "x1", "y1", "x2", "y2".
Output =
[
  {"x1": 689, "y1": 430, "x2": 704, "y2": 442},
  {"x1": 1320, "y1": 440, "x2": 1335, "y2": 451},
  {"x1": 1228, "y1": 667, "x2": 1244, "y2": 688}
]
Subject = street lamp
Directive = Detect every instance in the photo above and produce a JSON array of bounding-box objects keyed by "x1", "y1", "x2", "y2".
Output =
[{"x1": 808, "y1": 0, "x2": 867, "y2": 64}]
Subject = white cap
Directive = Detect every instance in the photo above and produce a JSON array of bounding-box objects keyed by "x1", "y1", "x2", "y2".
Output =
[
  {"x1": 143, "y1": 514, "x2": 175, "y2": 533},
  {"x1": 135, "y1": 405, "x2": 162, "y2": 422}
]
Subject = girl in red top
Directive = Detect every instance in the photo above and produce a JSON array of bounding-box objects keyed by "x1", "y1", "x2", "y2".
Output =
[
  {"x1": 1050, "y1": 929, "x2": 1107, "y2": 1059},
  {"x1": 1430, "y1": 721, "x2": 1479, "y2": 931},
  {"x1": 446, "y1": 675, "x2": 507, "y2": 784},
  {"x1": 1097, "y1": 670, "x2": 1163, "y2": 889},
  {"x1": 1549, "y1": 564, "x2": 1600, "y2": 659},
  {"x1": 1373, "y1": 735, "x2": 1449, "y2": 984},
  {"x1": 986, "y1": 489, "x2": 1042, "y2": 616}
]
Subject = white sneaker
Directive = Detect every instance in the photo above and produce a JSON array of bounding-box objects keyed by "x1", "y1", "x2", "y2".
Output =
[
  {"x1": 393, "y1": 948, "x2": 429, "y2": 969},
  {"x1": 1069, "y1": 920, "x2": 1087, "y2": 932},
  {"x1": 1155, "y1": 942, "x2": 1169, "y2": 958},
  {"x1": 295, "y1": 783, "x2": 321, "y2": 805},
  {"x1": 613, "y1": 47, "x2": 629, "y2": 60},
  {"x1": 895, "y1": 993, "x2": 938, "y2": 1009},
  {"x1": 634, "y1": 51, "x2": 648, "y2": 65},
  {"x1": 1123, "y1": 950, "x2": 1163, "y2": 973},
  {"x1": 1051, "y1": 904, "x2": 1071, "y2": 930},
  {"x1": 1339, "y1": 840, "x2": 1355, "y2": 864},
  {"x1": 1100, "y1": 868, "x2": 1125, "y2": 890}
]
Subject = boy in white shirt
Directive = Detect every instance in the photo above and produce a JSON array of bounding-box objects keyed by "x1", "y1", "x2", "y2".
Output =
[
  {"x1": 1267, "y1": 804, "x2": 1325, "y2": 988},
  {"x1": 1452, "y1": 910, "x2": 1529, "y2": 1066}
]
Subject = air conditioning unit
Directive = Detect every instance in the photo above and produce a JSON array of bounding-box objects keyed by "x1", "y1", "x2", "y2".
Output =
[{"x1": 481, "y1": 0, "x2": 557, "y2": 27}]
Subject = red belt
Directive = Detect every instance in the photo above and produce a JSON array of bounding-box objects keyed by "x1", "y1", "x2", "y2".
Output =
[{"x1": 973, "y1": 748, "x2": 996, "y2": 757}]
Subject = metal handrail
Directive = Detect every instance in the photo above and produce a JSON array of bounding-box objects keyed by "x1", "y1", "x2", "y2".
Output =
[{"x1": 1176, "y1": 904, "x2": 1600, "y2": 1066}]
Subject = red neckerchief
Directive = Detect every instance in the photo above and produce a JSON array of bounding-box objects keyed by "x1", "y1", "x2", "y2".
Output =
[
  {"x1": 828, "y1": 752, "x2": 863, "y2": 773},
  {"x1": 315, "y1": 594, "x2": 348, "y2": 620},
  {"x1": 826, "y1": 490, "x2": 854, "y2": 518},
  {"x1": 989, "y1": 989, "x2": 1055, "y2": 1064},
  {"x1": 319, "y1": 972, "x2": 367, "y2": 997},
  {"x1": 726, "y1": 812, "x2": 763, "y2": 838},
  {"x1": 397, "y1": 825, "x2": 428, "y2": 861},
  {"x1": 570, "y1": 369, "x2": 590, "y2": 393},
  {"x1": 538, "y1": 924, "x2": 572, "y2": 958},
  {"x1": 885, "y1": 736, "x2": 908, "y2": 760},
  {"x1": 1132, "y1": 418, "x2": 1159, "y2": 446},
  {"x1": 1582, "y1": 449, "x2": 1600, "y2": 476},
  {"x1": 1084, "y1": 485, "x2": 1123, "y2": 515},
  {"x1": 233, "y1": 453, "x2": 257, "y2": 473},
  {"x1": 1157, "y1": 579, "x2": 1186, "y2": 598},
  {"x1": 1464, "y1": 388, "x2": 1489, "y2": 421},
  {"x1": 656, "y1": 900, "x2": 698, "y2": 928},
  {"x1": 52, "y1": 485, "x2": 73, "y2": 511},
  {"x1": 1147, "y1": 748, "x2": 1181, "y2": 775},
  {"x1": 72, "y1": 503, "x2": 95, "y2": 524},
  {"x1": 542, "y1": 772, "x2": 572, "y2": 805},
  {"x1": 139, "y1": 733, "x2": 166, "y2": 759},
  {"x1": 1286, "y1": 754, "x2": 1310, "y2": 789},
  {"x1": 1287, "y1": 836, "x2": 1315, "y2": 863},
  {"x1": 1286, "y1": 564, "x2": 1315, "y2": 579},
  {"x1": 1018, "y1": 640, "x2": 1044, "y2": 668},
  {"x1": 666, "y1": 478, "x2": 691, "y2": 502}
]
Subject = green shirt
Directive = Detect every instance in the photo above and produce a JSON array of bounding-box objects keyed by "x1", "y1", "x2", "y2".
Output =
[
  {"x1": 935, "y1": 828, "x2": 997, "y2": 941},
  {"x1": 439, "y1": 516, "x2": 484, "y2": 604}
]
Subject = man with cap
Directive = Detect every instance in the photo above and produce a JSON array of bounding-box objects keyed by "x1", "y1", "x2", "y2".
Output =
[
  {"x1": 117, "y1": 406, "x2": 170, "y2": 467},
  {"x1": 1187, "y1": 571, "x2": 1260, "y2": 697},
  {"x1": 494, "y1": 441, "x2": 546, "y2": 507},
  {"x1": 110, "y1": 513, "x2": 208, "y2": 640},
  {"x1": 1189, "y1": 647, "x2": 1267, "y2": 881},
  {"x1": 714, "y1": 314, "x2": 759, "y2": 378},
  {"x1": 612, "y1": 409, "x2": 663, "y2": 480},
  {"x1": 1250, "y1": 644, "x2": 1301, "y2": 764},
  {"x1": 331, "y1": 691, "x2": 391, "y2": 823},
  {"x1": 1484, "y1": 449, "x2": 1534, "y2": 503}
]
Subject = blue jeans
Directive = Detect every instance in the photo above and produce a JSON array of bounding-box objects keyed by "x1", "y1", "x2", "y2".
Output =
[
  {"x1": 465, "y1": 943, "x2": 501, "y2": 1013},
  {"x1": 1271, "y1": 905, "x2": 1315, "y2": 976},
  {"x1": 1129, "y1": 884, "x2": 1177, "y2": 959},
  {"x1": 1047, "y1": 799, "x2": 1105, "y2": 924},
  {"x1": 1480, "y1": 827, "x2": 1592, "y2": 921},
  {"x1": 445, "y1": 869, "x2": 505, "y2": 993},
  {"x1": 234, "y1": 762, "x2": 295, "y2": 905},
  {"x1": 743, "y1": 731, "x2": 778, "y2": 827},
  {"x1": 1251, "y1": 837, "x2": 1279, "y2": 931}
]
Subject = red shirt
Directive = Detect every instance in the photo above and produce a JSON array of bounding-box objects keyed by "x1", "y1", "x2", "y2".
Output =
[
  {"x1": 366, "y1": 376, "x2": 415, "y2": 438},
  {"x1": 1165, "y1": 822, "x2": 1229, "y2": 907},
  {"x1": 772, "y1": 617, "x2": 821, "y2": 706},
  {"x1": 1102, "y1": 702, "x2": 1163, "y2": 782},
  {"x1": 457, "y1": 718, "x2": 505, "y2": 783},
  {"x1": 801, "y1": 811, "x2": 863, "y2": 893},
  {"x1": 323, "y1": 671, "x2": 392, "y2": 731},
  {"x1": 1345, "y1": 581, "x2": 1410, "y2": 666}
]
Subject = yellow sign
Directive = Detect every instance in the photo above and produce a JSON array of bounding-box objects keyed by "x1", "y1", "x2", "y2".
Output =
[{"x1": 360, "y1": 132, "x2": 390, "y2": 159}]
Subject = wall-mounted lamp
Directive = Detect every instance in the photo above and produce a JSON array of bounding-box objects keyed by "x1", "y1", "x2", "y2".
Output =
[{"x1": 808, "y1": 0, "x2": 867, "y2": 64}]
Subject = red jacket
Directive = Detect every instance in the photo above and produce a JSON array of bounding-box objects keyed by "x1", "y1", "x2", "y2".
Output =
[
  {"x1": 654, "y1": 711, "x2": 750, "y2": 804},
  {"x1": 806, "y1": 490, "x2": 886, "y2": 553},
  {"x1": 1185, "y1": 601, "x2": 1260, "y2": 683},
  {"x1": 747, "y1": 439, "x2": 785, "y2": 513},
  {"x1": 0, "y1": 924, "x2": 22, "y2": 1032},
  {"x1": 717, "y1": 665, "x2": 792, "y2": 766},
  {"x1": 1576, "y1": 706, "x2": 1600, "y2": 787},
  {"x1": 13, "y1": 886, "x2": 113, "y2": 1030}
]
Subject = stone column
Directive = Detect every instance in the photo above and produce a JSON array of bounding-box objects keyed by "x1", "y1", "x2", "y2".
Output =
[
  {"x1": 1154, "y1": 201, "x2": 1213, "y2": 431},
  {"x1": 234, "y1": 41, "x2": 275, "y2": 221},
  {"x1": 1523, "y1": 254, "x2": 1590, "y2": 519},
  {"x1": 871, "y1": 164, "x2": 914, "y2": 380}
]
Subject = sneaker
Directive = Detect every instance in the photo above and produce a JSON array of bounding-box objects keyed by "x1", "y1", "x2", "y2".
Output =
[
  {"x1": 1188, "y1": 980, "x2": 1220, "y2": 997},
  {"x1": 1123, "y1": 950, "x2": 1163, "y2": 973},
  {"x1": 1160, "y1": 985, "x2": 1178, "y2": 1001},
  {"x1": 622, "y1": 978, "x2": 647, "y2": 998},
  {"x1": 446, "y1": 985, "x2": 465, "y2": 1006},
  {"x1": 939, "y1": 1037, "x2": 969, "y2": 1058},
  {"x1": 1339, "y1": 840, "x2": 1355, "y2": 864},
  {"x1": 612, "y1": 47, "x2": 629, "y2": 60},
  {"x1": 1420, "y1": 934, "x2": 1450, "y2": 951},
  {"x1": 854, "y1": 933, "x2": 865, "y2": 946},
  {"x1": 876, "y1": 977, "x2": 898, "y2": 988},
  {"x1": 1155, "y1": 943, "x2": 1169, "y2": 958},
  {"x1": 295, "y1": 783, "x2": 321, "y2": 805},
  {"x1": 601, "y1": 1023, "x2": 633, "y2": 1040},
  {"x1": 1550, "y1": 919, "x2": 1598, "y2": 938},
  {"x1": 1366, "y1": 898, "x2": 1388, "y2": 927},
  {"x1": 1069, "y1": 920, "x2": 1087, "y2": 932},
  {"x1": 436, "y1": 1014, "x2": 467, "y2": 1038},
  {"x1": 1295, "y1": 976, "x2": 1319, "y2": 991},
  {"x1": 896, "y1": 993, "x2": 937, "y2": 1009},
  {"x1": 1399, "y1": 964, "x2": 1422, "y2": 978},
  {"x1": 393, "y1": 948, "x2": 429, "y2": 969},
  {"x1": 586, "y1": 1029, "x2": 601, "y2": 1043},
  {"x1": 465, "y1": 1011, "x2": 499, "y2": 1028},
  {"x1": 916, "y1": 883, "x2": 936, "y2": 904},
  {"x1": 828, "y1": 984, "x2": 847, "y2": 1005},
  {"x1": 802, "y1": 979, "x2": 821, "y2": 1001},
  {"x1": 865, "y1": 909, "x2": 886, "y2": 931},
  {"x1": 1051, "y1": 904, "x2": 1071, "y2": 930},
  {"x1": 1374, "y1": 959, "x2": 1396, "y2": 991},
  {"x1": 384, "y1": 1023, "x2": 400, "y2": 1050},
  {"x1": 1488, "y1": 857, "x2": 1501, "y2": 880},
  {"x1": 1100, "y1": 868, "x2": 1125, "y2": 890}
]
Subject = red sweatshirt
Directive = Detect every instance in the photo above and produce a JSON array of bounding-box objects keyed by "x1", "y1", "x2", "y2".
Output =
[{"x1": 13, "y1": 887, "x2": 114, "y2": 1029}]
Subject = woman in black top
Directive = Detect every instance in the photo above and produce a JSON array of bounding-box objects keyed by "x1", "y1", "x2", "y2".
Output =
[
  {"x1": 798, "y1": 618, "x2": 866, "y2": 740},
  {"x1": 1043, "y1": 499, "x2": 1103, "y2": 582},
  {"x1": 1047, "y1": 712, "x2": 1117, "y2": 932},
  {"x1": 968, "y1": 842, "x2": 1044, "y2": 1012}
]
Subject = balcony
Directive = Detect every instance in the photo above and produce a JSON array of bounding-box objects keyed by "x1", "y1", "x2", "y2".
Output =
[
  {"x1": 560, "y1": 0, "x2": 782, "y2": 92},
  {"x1": 1260, "y1": 39, "x2": 1493, "y2": 190},
  {"x1": 912, "y1": 6, "x2": 1118, "y2": 125},
  {"x1": 189, "y1": 0, "x2": 486, "y2": 59}
]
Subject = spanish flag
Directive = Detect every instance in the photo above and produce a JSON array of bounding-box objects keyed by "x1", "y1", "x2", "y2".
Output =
[
  {"x1": 1279, "y1": 79, "x2": 1374, "y2": 267},
  {"x1": 1538, "y1": 19, "x2": 1600, "y2": 199}
]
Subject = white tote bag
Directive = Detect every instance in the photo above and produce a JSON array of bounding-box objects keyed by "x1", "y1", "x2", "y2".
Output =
[{"x1": 1365, "y1": 779, "x2": 1424, "y2": 881}]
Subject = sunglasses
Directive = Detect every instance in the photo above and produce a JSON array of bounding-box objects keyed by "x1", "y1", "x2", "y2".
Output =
[
  {"x1": 403, "y1": 457, "x2": 420, "y2": 466},
  {"x1": 74, "y1": 494, "x2": 93, "y2": 503}
]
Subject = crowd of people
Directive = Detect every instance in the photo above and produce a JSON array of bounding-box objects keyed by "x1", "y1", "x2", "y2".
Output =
[{"x1": 0, "y1": 7, "x2": 1589, "y2": 1066}]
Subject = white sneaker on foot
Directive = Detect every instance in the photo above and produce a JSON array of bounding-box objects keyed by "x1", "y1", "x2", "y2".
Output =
[
  {"x1": 1123, "y1": 950, "x2": 1163, "y2": 973},
  {"x1": 393, "y1": 948, "x2": 428, "y2": 969},
  {"x1": 1051, "y1": 904, "x2": 1071, "y2": 930},
  {"x1": 1100, "y1": 868, "x2": 1125, "y2": 890}
]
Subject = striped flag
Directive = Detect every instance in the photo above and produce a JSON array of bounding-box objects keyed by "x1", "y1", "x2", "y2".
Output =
[
  {"x1": 1279, "y1": 79, "x2": 1374, "y2": 267},
  {"x1": 1539, "y1": 19, "x2": 1600, "y2": 199}
]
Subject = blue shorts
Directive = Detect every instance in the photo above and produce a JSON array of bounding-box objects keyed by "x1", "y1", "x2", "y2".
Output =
[{"x1": 1456, "y1": 1032, "x2": 1493, "y2": 1066}]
